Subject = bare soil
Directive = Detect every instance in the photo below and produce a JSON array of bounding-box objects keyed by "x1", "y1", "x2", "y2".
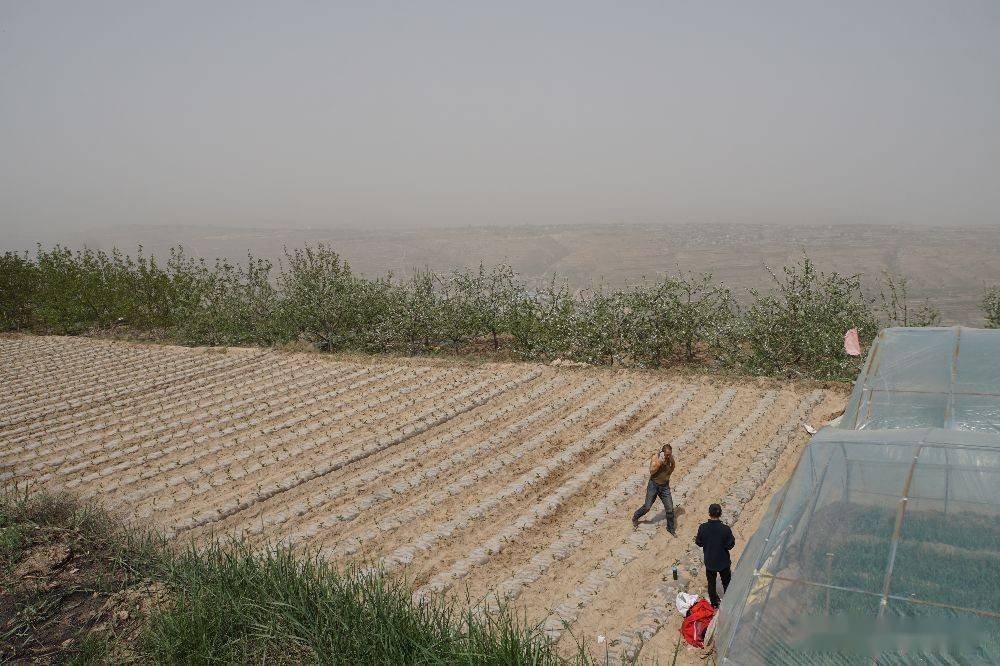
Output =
[{"x1": 1, "y1": 335, "x2": 849, "y2": 663}]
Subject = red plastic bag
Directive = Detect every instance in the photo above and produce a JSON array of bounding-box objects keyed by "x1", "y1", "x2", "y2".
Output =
[{"x1": 680, "y1": 599, "x2": 716, "y2": 648}]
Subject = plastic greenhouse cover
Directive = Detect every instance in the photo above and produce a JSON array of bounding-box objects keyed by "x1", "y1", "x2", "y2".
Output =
[
  {"x1": 715, "y1": 428, "x2": 1000, "y2": 665},
  {"x1": 841, "y1": 327, "x2": 1000, "y2": 433}
]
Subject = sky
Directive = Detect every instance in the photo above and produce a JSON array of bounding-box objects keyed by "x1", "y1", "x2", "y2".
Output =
[{"x1": 2, "y1": 0, "x2": 1000, "y2": 238}]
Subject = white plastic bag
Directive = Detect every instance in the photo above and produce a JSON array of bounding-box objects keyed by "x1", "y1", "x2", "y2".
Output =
[{"x1": 675, "y1": 591, "x2": 699, "y2": 615}]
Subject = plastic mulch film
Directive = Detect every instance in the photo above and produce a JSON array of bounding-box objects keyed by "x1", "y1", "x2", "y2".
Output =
[
  {"x1": 841, "y1": 327, "x2": 1000, "y2": 433},
  {"x1": 715, "y1": 429, "x2": 1000, "y2": 665}
]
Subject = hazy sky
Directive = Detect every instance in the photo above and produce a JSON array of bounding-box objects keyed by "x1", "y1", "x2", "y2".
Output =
[{"x1": 2, "y1": 1, "x2": 999, "y2": 237}]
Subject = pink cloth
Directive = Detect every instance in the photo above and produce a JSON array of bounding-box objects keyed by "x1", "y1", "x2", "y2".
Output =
[{"x1": 844, "y1": 328, "x2": 861, "y2": 356}]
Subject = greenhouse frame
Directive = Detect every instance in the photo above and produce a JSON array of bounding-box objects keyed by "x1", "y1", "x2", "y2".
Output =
[{"x1": 715, "y1": 328, "x2": 1000, "y2": 664}]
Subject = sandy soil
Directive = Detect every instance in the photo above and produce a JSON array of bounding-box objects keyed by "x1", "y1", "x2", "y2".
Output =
[{"x1": 1, "y1": 335, "x2": 849, "y2": 663}]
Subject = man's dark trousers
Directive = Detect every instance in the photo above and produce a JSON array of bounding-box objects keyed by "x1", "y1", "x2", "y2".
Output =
[
  {"x1": 706, "y1": 567, "x2": 731, "y2": 608},
  {"x1": 632, "y1": 479, "x2": 675, "y2": 531}
]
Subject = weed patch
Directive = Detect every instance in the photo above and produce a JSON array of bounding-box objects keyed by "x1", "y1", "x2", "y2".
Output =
[{"x1": 0, "y1": 490, "x2": 599, "y2": 664}]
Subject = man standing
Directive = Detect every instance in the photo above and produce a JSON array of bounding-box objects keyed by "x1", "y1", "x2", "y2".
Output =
[
  {"x1": 631, "y1": 444, "x2": 676, "y2": 535},
  {"x1": 695, "y1": 503, "x2": 736, "y2": 608}
]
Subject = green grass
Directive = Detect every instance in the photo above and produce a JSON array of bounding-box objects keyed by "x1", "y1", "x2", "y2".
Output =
[
  {"x1": 1, "y1": 489, "x2": 604, "y2": 665},
  {"x1": 0, "y1": 485, "x2": 166, "y2": 576},
  {"x1": 145, "y1": 542, "x2": 578, "y2": 665},
  {"x1": 0, "y1": 521, "x2": 29, "y2": 570},
  {"x1": 67, "y1": 634, "x2": 113, "y2": 666}
]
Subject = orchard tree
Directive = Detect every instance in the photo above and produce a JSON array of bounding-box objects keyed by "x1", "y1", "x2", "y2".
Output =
[
  {"x1": 508, "y1": 277, "x2": 575, "y2": 360},
  {"x1": 448, "y1": 262, "x2": 521, "y2": 352},
  {"x1": 397, "y1": 268, "x2": 444, "y2": 354},
  {"x1": 571, "y1": 285, "x2": 625, "y2": 365},
  {"x1": 877, "y1": 271, "x2": 941, "y2": 328},
  {"x1": 672, "y1": 272, "x2": 734, "y2": 363},
  {"x1": 0, "y1": 251, "x2": 37, "y2": 331},
  {"x1": 730, "y1": 257, "x2": 879, "y2": 380},
  {"x1": 982, "y1": 286, "x2": 1000, "y2": 328},
  {"x1": 278, "y1": 244, "x2": 361, "y2": 350},
  {"x1": 619, "y1": 279, "x2": 682, "y2": 368}
]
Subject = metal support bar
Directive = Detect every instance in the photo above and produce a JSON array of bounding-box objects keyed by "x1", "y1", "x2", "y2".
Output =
[
  {"x1": 944, "y1": 327, "x2": 962, "y2": 429},
  {"x1": 944, "y1": 448, "x2": 950, "y2": 516},
  {"x1": 755, "y1": 572, "x2": 1000, "y2": 620},
  {"x1": 844, "y1": 488, "x2": 996, "y2": 508},
  {"x1": 843, "y1": 459, "x2": 1000, "y2": 474},
  {"x1": 877, "y1": 446, "x2": 921, "y2": 620}
]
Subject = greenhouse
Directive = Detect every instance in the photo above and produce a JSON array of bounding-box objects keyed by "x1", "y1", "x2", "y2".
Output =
[
  {"x1": 715, "y1": 328, "x2": 1000, "y2": 664},
  {"x1": 841, "y1": 326, "x2": 1000, "y2": 433}
]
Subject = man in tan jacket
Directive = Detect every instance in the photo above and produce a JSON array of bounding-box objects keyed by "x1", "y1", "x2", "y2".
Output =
[{"x1": 631, "y1": 443, "x2": 677, "y2": 535}]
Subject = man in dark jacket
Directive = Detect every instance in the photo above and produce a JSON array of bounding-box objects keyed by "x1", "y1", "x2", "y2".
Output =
[{"x1": 695, "y1": 503, "x2": 735, "y2": 608}]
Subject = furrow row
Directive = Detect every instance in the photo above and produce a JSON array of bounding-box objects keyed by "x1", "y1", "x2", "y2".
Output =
[
  {"x1": 0, "y1": 362, "x2": 375, "y2": 484},
  {"x1": 16, "y1": 365, "x2": 414, "y2": 488},
  {"x1": 417, "y1": 385, "x2": 699, "y2": 601},
  {"x1": 54, "y1": 366, "x2": 440, "y2": 487},
  {"x1": 538, "y1": 391, "x2": 779, "y2": 642},
  {"x1": 1, "y1": 348, "x2": 150, "y2": 398},
  {"x1": 1, "y1": 351, "x2": 255, "y2": 430},
  {"x1": 610, "y1": 390, "x2": 824, "y2": 662},
  {"x1": 88, "y1": 368, "x2": 441, "y2": 501},
  {"x1": 2, "y1": 345, "x2": 221, "y2": 414},
  {"x1": 480, "y1": 388, "x2": 738, "y2": 613},
  {"x1": 163, "y1": 369, "x2": 542, "y2": 538},
  {"x1": 324, "y1": 380, "x2": 633, "y2": 561},
  {"x1": 3, "y1": 351, "x2": 296, "y2": 448},
  {"x1": 113, "y1": 366, "x2": 458, "y2": 504},
  {"x1": 5, "y1": 357, "x2": 361, "y2": 469},
  {"x1": 265, "y1": 376, "x2": 590, "y2": 546},
  {"x1": 1, "y1": 340, "x2": 159, "y2": 393},
  {"x1": 373, "y1": 380, "x2": 664, "y2": 574}
]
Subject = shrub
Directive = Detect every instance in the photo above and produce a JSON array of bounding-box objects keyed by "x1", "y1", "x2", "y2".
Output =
[
  {"x1": 2, "y1": 243, "x2": 946, "y2": 380},
  {"x1": 0, "y1": 251, "x2": 37, "y2": 331},
  {"x1": 727, "y1": 257, "x2": 879, "y2": 380},
  {"x1": 277, "y1": 244, "x2": 364, "y2": 350},
  {"x1": 982, "y1": 286, "x2": 1000, "y2": 329},
  {"x1": 508, "y1": 278, "x2": 575, "y2": 361},
  {"x1": 877, "y1": 271, "x2": 941, "y2": 327},
  {"x1": 177, "y1": 254, "x2": 282, "y2": 346}
]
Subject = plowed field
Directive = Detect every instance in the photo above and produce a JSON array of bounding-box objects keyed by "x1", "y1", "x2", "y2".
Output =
[{"x1": 1, "y1": 336, "x2": 846, "y2": 662}]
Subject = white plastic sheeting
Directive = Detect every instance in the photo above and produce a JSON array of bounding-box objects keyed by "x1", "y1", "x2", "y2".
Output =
[
  {"x1": 716, "y1": 327, "x2": 1000, "y2": 665},
  {"x1": 842, "y1": 327, "x2": 1000, "y2": 433}
]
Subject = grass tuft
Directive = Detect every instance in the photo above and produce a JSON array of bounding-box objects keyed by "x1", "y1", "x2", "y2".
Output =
[
  {"x1": 1, "y1": 489, "x2": 603, "y2": 664},
  {"x1": 145, "y1": 542, "x2": 575, "y2": 664}
]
